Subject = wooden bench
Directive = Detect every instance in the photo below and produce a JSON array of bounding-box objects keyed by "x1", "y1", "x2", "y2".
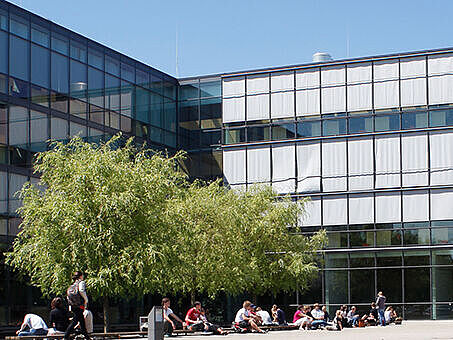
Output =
[{"x1": 6, "y1": 331, "x2": 148, "y2": 340}]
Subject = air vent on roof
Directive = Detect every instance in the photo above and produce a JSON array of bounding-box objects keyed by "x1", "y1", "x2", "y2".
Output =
[{"x1": 312, "y1": 52, "x2": 333, "y2": 63}]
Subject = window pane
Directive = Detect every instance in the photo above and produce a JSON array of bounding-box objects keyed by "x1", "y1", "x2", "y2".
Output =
[
  {"x1": 429, "y1": 108, "x2": 453, "y2": 127},
  {"x1": 350, "y1": 269, "x2": 375, "y2": 303},
  {"x1": 402, "y1": 111, "x2": 428, "y2": 129},
  {"x1": 121, "y1": 62, "x2": 134, "y2": 82},
  {"x1": 135, "y1": 87, "x2": 149, "y2": 123},
  {"x1": 50, "y1": 91, "x2": 68, "y2": 113},
  {"x1": 88, "y1": 47, "x2": 103, "y2": 69},
  {"x1": 31, "y1": 24, "x2": 49, "y2": 47},
  {"x1": 297, "y1": 120, "x2": 321, "y2": 137},
  {"x1": 433, "y1": 267, "x2": 453, "y2": 303},
  {"x1": 180, "y1": 83, "x2": 199, "y2": 101},
  {"x1": 377, "y1": 268, "x2": 402, "y2": 302},
  {"x1": 120, "y1": 81, "x2": 133, "y2": 117},
  {"x1": 0, "y1": 30, "x2": 7, "y2": 74},
  {"x1": 88, "y1": 67, "x2": 103, "y2": 107},
  {"x1": 375, "y1": 114, "x2": 400, "y2": 131},
  {"x1": 325, "y1": 253, "x2": 348, "y2": 268},
  {"x1": 30, "y1": 110, "x2": 48, "y2": 151},
  {"x1": 51, "y1": 117, "x2": 67, "y2": 140},
  {"x1": 200, "y1": 81, "x2": 221, "y2": 98},
  {"x1": 70, "y1": 60, "x2": 87, "y2": 100},
  {"x1": 404, "y1": 268, "x2": 430, "y2": 302},
  {"x1": 10, "y1": 15, "x2": 28, "y2": 39},
  {"x1": 201, "y1": 130, "x2": 221, "y2": 147},
  {"x1": 0, "y1": 102, "x2": 7, "y2": 144},
  {"x1": 150, "y1": 74, "x2": 162, "y2": 94},
  {"x1": 325, "y1": 270, "x2": 348, "y2": 304},
  {"x1": 323, "y1": 118, "x2": 346, "y2": 136},
  {"x1": 376, "y1": 251, "x2": 402, "y2": 267},
  {"x1": 9, "y1": 105, "x2": 28, "y2": 147},
  {"x1": 31, "y1": 85, "x2": 49, "y2": 107},
  {"x1": 150, "y1": 92, "x2": 163, "y2": 127},
  {"x1": 164, "y1": 101, "x2": 176, "y2": 132},
  {"x1": 163, "y1": 81, "x2": 176, "y2": 100},
  {"x1": 247, "y1": 126, "x2": 269, "y2": 142},
  {"x1": 200, "y1": 98, "x2": 221, "y2": 129},
  {"x1": 349, "y1": 115, "x2": 373, "y2": 133},
  {"x1": 9, "y1": 77, "x2": 29, "y2": 99},
  {"x1": 105, "y1": 74, "x2": 120, "y2": 113},
  {"x1": 403, "y1": 229, "x2": 430, "y2": 245},
  {"x1": 10, "y1": 36, "x2": 29, "y2": 81},
  {"x1": 0, "y1": 74, "x2": 6, "y2": 94},
  {"x1": 0, "y1": 9, "x2": 7, "y2": 31},
  {"x1": 31, "y1": 44, "x2": 49, "y2": 88},
  {"x1": 432, "y1": 249, "x2": 453, "y2": 265},
  {"x1": 327, "y1": 232, "x2": 348, "y2": 248},
  {"x1": 272, "y1": 122, "x2": 296, "y2": 140},
  {"x1": 51, "y1": 34, "x2": 68, "y2": 55},
  {"x1": 432, "y1": 228, "x2": 453, "y2": 244},
  {"x1": 136, "y1": 69, "x2": 148, "y2": 87},
  {"x1": 376, "y1": 230, "x2": 402, "y2": 246},
  {"x1": 105, "y1": 55, "x2": 119, "y2": 76},
  {"x1": 51, "y1": 52, "x2": 68, "y2": 94},
  {"x1": 224, "y1": 128, "x2": 245, "y2": 144},
  {"x1": 350, "y1": 252, "x2": 374, "y2": 267},
  {"x1": 404, "y1": 250, "x2": 430, "y2": 266},
  {"x1": 70, "y1": 40, "x2": 86, "y2": 63}
]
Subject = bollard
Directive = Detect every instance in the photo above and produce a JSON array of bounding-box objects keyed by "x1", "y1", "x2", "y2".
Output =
[{"x1": 148, "y1": 306, "x2": 164, "y2": 340}]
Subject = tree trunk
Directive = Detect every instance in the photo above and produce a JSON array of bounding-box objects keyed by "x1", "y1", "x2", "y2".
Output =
[{"x1": 103, "y1": 296, "x2": 110, "y2": 333}]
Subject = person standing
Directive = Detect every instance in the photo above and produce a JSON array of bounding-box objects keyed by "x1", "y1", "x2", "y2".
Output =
[
  {"x1": 64, "y1": 271, "x2": 90, "y2": 340},
  {"x1": 376, "y1": 291, "x2": 386, "y2": 326}
]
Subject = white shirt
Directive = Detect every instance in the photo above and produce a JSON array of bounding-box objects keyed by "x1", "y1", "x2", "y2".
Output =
[
  {"x1": 235, "y1": 308, "x2": 249, "y2": 323},
  {"x1": 164, "y1": 307, "x2": 174, "y2": 318},
  {"x1": 23, "y1": 314, "x2": 48, "y2": 330},
  {"x1": 311, "y1": 309, "x2": 324, "y2": 320},
  {"x1": 256, "y1": 311, "x2": 273, "y2": 325},
  {"x1": 384, "y1": 310, "x2": 391, "y2": 322}
]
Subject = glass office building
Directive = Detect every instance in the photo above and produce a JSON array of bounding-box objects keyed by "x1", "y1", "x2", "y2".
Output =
[{"x1": 0, "y1": 0, "x2": 452, "y2": 329}]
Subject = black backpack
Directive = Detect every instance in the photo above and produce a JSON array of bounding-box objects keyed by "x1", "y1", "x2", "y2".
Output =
[{"x1": 67, "y1": 281, "x2": 82, "y2": 306}]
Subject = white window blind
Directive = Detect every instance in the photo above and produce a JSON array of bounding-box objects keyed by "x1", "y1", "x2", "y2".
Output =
[
  {"x1": 403, "y1": 190, "x2": 428, "y2": 222},
  {"x1": 296, "y1": 89, "x2": 320, "y2": 116},
  {"x1": 246, "y1": 74, "x2": 269, "y2": 94},
  {"x1": 246, "y1": 94, "x2": 269, "y2": 121},
  {"x1": 428, "y1": 53, "x2": 453, "y2": 76},
  {"x1": 223, "y1": 97, "x2": 245, "y2": 123},
  {"x1": 348, "y1": 137, "x2": 374, "y2": 190},
  {"x1": 402, "y1": 133, "x2": 428, "y2": 187},
  {"x1": 323, "y1": 195, "x2": 347, "y2": 225},
  {"x1": 321, "y1": 86, "x2": 346, "y2": 114},
  {"x1": 223, "y1": 149, "x2": 246, "y2": 185},
  {"x1": 321, "y1": 66, "x2": 345, "y2": 86},
  {"x1": 376, "y1": 192, "x2": 401, "y2": 223},
  {"x1": 296, "y1": 68, "x2": 320, "y2": 89},
  {"x1": 373, "y1": 60, "x2": 399, "y2": 81},
  {"x1": 322, "y1": 139, "x2": 347, "y2": 192},
  {"x1": 347, "y1": 83, "x2": 372, "y2": 112},
  {"x1": 0, "y1": 172, "x2": 6, "y2": 214},
  {"x1": 271, "y1": 91, "x2": 294, "y2": 119},
  {"x1": 222, "y1": 77, "x2": 245, "y2": 97},
  {"x1": 428, "y1": 75, "x2": 453, "y2": 105},
  {"x1": 299, "y1": 197, "x2": 321, "y2": 226},
  {"x1": 431, "y1": 189, "x2": 453, "y2": 220},
  {"x1": 347, "y1": 63, "x2": 372, "y2": 84},
  {"x1": 297, "y1": 142, "x2": 321, "y2": 192},
  {"x1": 271, "y1": 71, "x2": 294, "y2": 92},
  {"x1": 247, "y1": 146, "x2": 271, "y2": 183},
  {"x1": 349, "y1": 194, "x2": 374, "y2": 224},
  {"x1": 400, "y1": 57, "x2": 426, "y2": 79},
  {"x1": 375, "y1": 135, "x2": 401, "y2": 188},
  {"x1": 400, "y1": 78, "x2": 427, "y2": 107},
  {"x1": 272, "y1": 144, "x2": 295, "y2": 193},
  {"x1": 374, "y1": 80, "x2": 399, "y2": 109},
  {"x1": 430, "y1": 131, "x2": 453, "y2": 185}
]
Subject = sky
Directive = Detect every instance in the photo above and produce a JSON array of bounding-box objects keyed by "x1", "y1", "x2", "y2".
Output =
[{"x1": 8, "y1": 0, "x2": 453, "y2": 78}]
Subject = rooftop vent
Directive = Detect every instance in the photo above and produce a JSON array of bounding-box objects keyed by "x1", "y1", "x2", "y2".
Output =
[{"x1": 312, "y1": 52, "x2": 333, "y2": 63}]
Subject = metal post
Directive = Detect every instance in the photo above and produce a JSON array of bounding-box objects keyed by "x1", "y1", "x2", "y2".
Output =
[{"x1": 148, "y1": 306, "x2": 164, "y2": 340}]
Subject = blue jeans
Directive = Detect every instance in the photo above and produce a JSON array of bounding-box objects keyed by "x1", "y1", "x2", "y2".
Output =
[
  {"x1": 18, "y1": 328, "x2": 48, "y2": 336},
  {"x1": 378, "y1": 309, "x2": 385, "y2": 326},
  {"x1": 311, "y1": 320, "x2": 328, "y2": 329}
]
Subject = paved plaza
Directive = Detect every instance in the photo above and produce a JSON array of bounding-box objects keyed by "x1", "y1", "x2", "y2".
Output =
[{"x1": 165, "y1": 321, "x2": 453, "y2": 340}]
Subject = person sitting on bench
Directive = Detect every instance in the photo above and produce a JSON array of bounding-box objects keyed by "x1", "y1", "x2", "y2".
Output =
[
  {"x1": 16, "y1": 314, "x2": 48, "y2": 336},
  {"x1": 162, "y1": 297, "x2": 185, "y2": 337},
  {"x1": 234, "y1": 301, "x2": 266, "y2": 333},
  {"x1": 185, "y1": 301, "x2": 227, "y2": 335}
]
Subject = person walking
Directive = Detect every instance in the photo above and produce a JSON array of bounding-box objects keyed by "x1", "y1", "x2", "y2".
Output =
[
  {"x1": 64, "y1": 271, "x2": 90, "y2": 340},
  {"x1": 376, "y1": 291, "x2": 386, "y2": 326}
]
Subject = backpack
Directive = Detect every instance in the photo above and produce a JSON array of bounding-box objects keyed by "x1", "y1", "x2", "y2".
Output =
[{"x1": 67, "y1": 281, "x2": 82, "y2": 306}]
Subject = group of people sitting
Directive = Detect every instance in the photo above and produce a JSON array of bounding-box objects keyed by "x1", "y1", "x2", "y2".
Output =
[{"x1": 233, "y1": 301, "x2": 287, "y2": 333}]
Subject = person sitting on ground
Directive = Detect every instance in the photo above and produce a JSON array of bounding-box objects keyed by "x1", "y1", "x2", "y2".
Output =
[
  {"x1": 162, "y1": 297, "x2": 185, "y2": 337},
  {"x1": 271, "y1": 304, "x2": 278, "y2": 323},
  {"x1": 384, "y1": 306, "x2": 397, "y2": 324},
  {"x1": 297, "y1": 305, "x2": 313, "y2": 330},
  {"x1": 273, "y1": 305, "x2": 287, "y2": 325},
  {"x1": 48, "y1": 297, "x2": 70, "y2": 334},
  {"x1": 340, "y1": 305, "x2": 348, "y2": 319},
  {"x1": 361, "y1": 302, "x2": 378, "y2": 326},
  {"x1": 185, "y1": 301, "x2": 204, "y2": 331},
  {"x1": 16, "y1": 314, "x2": 48, "y2": 336},
  {"x1": 347, "y1": 306, "x2": 360, "y2": 327},
  {"x1": 310, "y1": 303, "x2": 328, "y2": 329},
  {"x1": 255, "y1": 307, "x2": 273, "y2": 325},
  {"x1": 322, "y1": 306, "x2": 330, "y2": 322},
  {"x1": 292, "y1": 305, "x2": 305, "y2": 325},
  {"x1": 333, "y1": 310, "x2": 344, "y2": 331},
  {"x1": 234, "y1": 300, "x2": 266, "y2": 333},
  {"x1": 200, "y1": 307, "x2": 228, "y2": 335}
]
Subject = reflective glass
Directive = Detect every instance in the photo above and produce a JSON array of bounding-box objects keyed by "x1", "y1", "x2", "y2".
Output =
[
  {"x1": 376, "y1": 251, "x2": 402, "y2": 267},
  {"x1": 136, "y1": 69, "x2": 148, "y2": 87},
  {"x1": 0, "y1": 73, "x2": 5, "y2": 94},
  {"x1": 376, "y1": 229, "x2": 402, "y2": 246},
  {"x1": 375, "y1": 114, "x2": 400, "y2": 131},
  {"x1": 9, "y1": 105, "x2": 28, "y2": 148},
  {"x1": 200, "y1": 81, "x2": 221, "y2": 98},
  {"x1": 149, "y1": 126, "x2": 162, "y2": 144},
  {"x1": 120, "y1": 115, "x2": 132, "y2": 133},
  {"x1": 403, "y1": 229, "x2": 430, "y2": 245},
  {"x1": 50, "y1": 91, "x2": 68, "y2": 113},
  {"x1": 325, "y1": 253, "x2": 348, "y2": 268},
  {"x1": 272, "y1": 122, "x2": 296, "y2": 140},
  {"x1": 88, "y1": 48, "x2": 103, "y2": 69},
  {"x1": 163, "y1": 81, "x2": 176, "y2": 100},
  {"x1": 150, "y1": 92, "x2": 163, "y2": 127},
  {"x1": 429, "y1": 108, "x2": 453, "y2": 127},
  {"x1": 0, "y1": 9, "x2": 6, "y2": 30},
  {"x1": 31, "y1": 24, "x2": 49, "y2": 47},
  {"x1": 350, "y1": 252, "x2": 374, "y2": 267},
  {"x1": 200, "y1": 98, "x2": 221, "y2": 129},
  {"x1": 105, "y1": 55, "x2": 120, "y2": 76},
  {"x1": 10, "y1": 36, "x2": 29, "y2": 81},
  {"x1": 433, "y1": 267, "x2": 453, "y2": 303},
  {"x1": 10, "y1": 15, "x2": 28, "y2": 39},
  {"x1": 31, "y1": 85, "x2": 49, "y2": 107},
  {"x1": 30, "y1": 110, "x2": 48, "y2": 152},
  {"x1": 224, "y1": 128, "x2": 245, "y2": 144},
  {"x1": 9, "y1": 77, "x2": 29, "y2": 99},
  {"x1": 51, "y1": 52, "x2": 68, "y2": 94},
  {"x1": 325, "y1": 270, "x2": 348, "y2": 304},
  {"x1": 50, "y1": 117, "x2": 68, "y2": 141},
  {"x1": 88, "y1": 67, "x2": 103, "y2": 107},
  {"x1": 323, "y1": 118, "x2": 346, "y2": 136},
  {"x1": 0, "y1": 102, "x2": 6, "y2": 144},
  {"x1": 164, "y1": 101, "x2": 176, "y2": 132},
  {"x1": 247, "y1": 126, "x2": 269, "y2": 142},
  {"x1": 201, "y1": 130, "x2": 221, "y2": 147},
  {"x1": 349, "y1": 115, "x2": 373, "y2": 133},
  {"x1": 51, "y1": 34, "x2": 68, "y2": 55},
  {"x1": 89, "y1": 103, "x2": 103, "y2": 125},
  {"x1": 432, "y1": 228, "x2": 453, "y2": 244},
  {"x1": 297, "y1": 120, "x2": 321, "y2": 137},
  {"x1": 0, "y1": 30, "x2": 7, "y2": 74},
  {"x1": 120, "y1": 81, "x2": 133, "y2": 117},
  {"x1": 179, "y1": 100, "x2": 198, "y2": 130},
  {"x1": 432, "y1": 249, "x2": 453, "y2": 265},
  {"x1": 70, "y1": 98, "x2": 86, "y2": 119},
  {"x1": 404, "y1": 222, "x2": 429, "y2": 229},
  {"x1": 350, "y1": 269, "x2": 374, "y2": 303},
  {"x1": 377, "y1": 268, "x2": 402, "y2": 302},
  {"x1": 376, "y1": 223, "x2": 402, "y2": 230},
  {"x1": 327, "y1": 232, "x2": 348, "y2": 248},
  {"x1": 404, "y1": 268, "x2": 430, "y2": 302},
  {"x1": 180, "y1": 83, "x2": 199, "y2": 100},
  {"x1": 135, "y1": 87, "x2": 149, "y2": 123},
  {"x1": 404, "y1": 250, "x2": 430, "y2": 266},
  {"x1": 31, "y1": 44, "x2": 49, "y2": 88},
  {"x1": 121, "y1": 62, "x2": 134, "y2": 83},
  {"x1": 70, "y1": 40, "x2": 87, "y2": 63},
  {"x1": 105, "y1": 74, "x2": 120, "y2": 113},
  {"x1": 164, "y1": 131, "x2": 177, "y2": 148},
  {"x1": 70, "y1": 60, "x2": 87, "y2": 100},
  {"x1": 402, "y1": 111, "x2": 428, "y2": 129},
  {"x1": 150, "y1": 74, "x2": 163, "y2": 95}
]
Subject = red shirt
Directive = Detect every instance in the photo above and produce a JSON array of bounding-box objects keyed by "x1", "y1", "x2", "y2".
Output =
[{"x1": 185, "y1": 307, "x2": 202, "y2": 323}]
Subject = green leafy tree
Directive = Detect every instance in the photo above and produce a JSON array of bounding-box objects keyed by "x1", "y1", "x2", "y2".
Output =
[{"x1": 6, "y1": 135, "x2": 186, "y2": 332}]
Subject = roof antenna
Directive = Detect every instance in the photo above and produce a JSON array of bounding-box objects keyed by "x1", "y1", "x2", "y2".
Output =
[{"x1": 175, "y1": 25, "x2": 179, "y2": 78}]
